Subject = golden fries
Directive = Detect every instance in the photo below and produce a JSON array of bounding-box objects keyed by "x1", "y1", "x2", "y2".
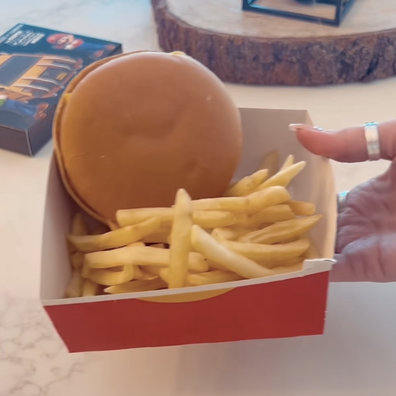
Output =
[
  {"x1": 117, "y1": 208, "x2": 173, "y2": 227},
  {"x1": 65, "y1": 269, "x2": 84, "y2": 298},
  {"x1": 144, "y1": 265, "x2": 162, "y2": 276},
  {"x1": 70, "y1": 251, "x2": 84, "y2": 269},
  {"x1": 279, "y1": 154, "x2": 294, "y2": 171},
  {"x1": 225, "y1": 169, "x2": 268, "y2": 197},
  {"x1": 168, "y1": 189, "x2": 193, "y2": 288},
  {"x1": 219, "y1": 238, "x2": 310, "y2": 261},
  {"x1": 104, "y1": 278, "x2": 167, "y2": 294},
  {"x1": 288, "y1": 200, "x2": 316, "y2": 216},
  {"x1": 64, "y1": 151, "x2": 323, "y2": 298},
  {"x1": 186, "y1": 270, "x2": 243, "y2": 286},
  {"x1": 159, "y1": 267, "x2": 170, "y2": 284},
  {"x1": 247, "y1": 186, "x2": 290, "y2": 214},
  {"x1": 192, "y1": 196, "x2": 248, "y2": 213},
  {"x1": 88, "y1": 265, "x2": 135, "y2": 286},
  {"x1": 259, "y1": 150, "x2": 279, "y2": 177},
  {"x1": 85, "y1": 246, "x2": 208, "y2": 272},
  {"x1": 191, "y1": 225, "x2": 304, "y2": 279},
  {"x1": 254, "y1": 161, "x2": 306, "y2": 191},
  {"x1": 238, "y1": 215, "x2": 322, "y2": 245},
  {"x1": 193, "y1": 211, "x2": 246, "y2": 228},
  {"x1": 151, "y1": 243, "x2": 165, "y2": 248},
  {"x1": 258, "y1": 256, "x2": 303, "y2": 269},
  {"x1": 245, "y1": 205, "x2": 295, "y2": 228},
  {"x1": 67, "y1": 217, "x2": 160, "y2": 252},
  {"x1": 212, "y1": 226, "x2": 254, "y2": 241},
  {"x1": 82, "y1": 279, "x2": 99, "y2": 297},
  {"x1": 118, "y1": 208, "x2": 244, "y2": 229}
]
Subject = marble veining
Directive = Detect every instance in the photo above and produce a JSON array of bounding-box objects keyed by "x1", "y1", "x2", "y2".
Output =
[{"x1": 0, "y1": 294, "x2": 83, "y2": 396}]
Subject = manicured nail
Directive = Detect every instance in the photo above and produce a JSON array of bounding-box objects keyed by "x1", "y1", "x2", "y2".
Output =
[
  {"x1": 289, "y1": 124, "x2": 303, "y2": 132},
  {"x1": 289, "y1": 124, "x2": 324, "y2": 132}
]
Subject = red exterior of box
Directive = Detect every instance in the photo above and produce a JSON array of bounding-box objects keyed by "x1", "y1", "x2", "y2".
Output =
[{"x1": 45, "y1": 271, "x2": 330, "y2": 353}]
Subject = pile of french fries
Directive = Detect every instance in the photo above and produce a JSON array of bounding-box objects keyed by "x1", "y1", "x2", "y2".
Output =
[{"x1": 65, "y1": 152, "x2": 321, "y2": 298}]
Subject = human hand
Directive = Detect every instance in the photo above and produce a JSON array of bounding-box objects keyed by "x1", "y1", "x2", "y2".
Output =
[{"x1": 290, "y1": 121, "x2": 396, "y2": 282}]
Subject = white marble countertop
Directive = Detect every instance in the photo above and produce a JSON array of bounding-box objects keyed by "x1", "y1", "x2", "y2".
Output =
[{"x1": 0, "y1": 1, "x2": 395, "y2": 395}]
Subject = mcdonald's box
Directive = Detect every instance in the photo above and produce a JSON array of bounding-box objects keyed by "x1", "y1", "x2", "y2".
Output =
[{"x1": 41, "y1": 107, "x2": 336, "y2": 353}]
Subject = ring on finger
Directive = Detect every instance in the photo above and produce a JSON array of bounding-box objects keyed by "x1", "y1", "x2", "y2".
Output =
[{"x1": 364, "y1": 122, "x2": 381, "y2": 161}]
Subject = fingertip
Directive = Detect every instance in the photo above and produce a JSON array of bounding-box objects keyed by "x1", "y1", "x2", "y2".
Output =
[{"x1": 294, "y1": 127, "x2": 330, "y2": 156}]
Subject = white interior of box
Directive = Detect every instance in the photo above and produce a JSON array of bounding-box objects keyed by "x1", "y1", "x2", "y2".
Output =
[{"x1": 41, "y1": 108, "x2": 337, "y2": 306}]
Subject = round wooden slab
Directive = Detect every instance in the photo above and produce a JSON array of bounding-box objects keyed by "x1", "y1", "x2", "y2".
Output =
[{"x1": 152, "y1": 0, "x2": 396, "y2": 86}]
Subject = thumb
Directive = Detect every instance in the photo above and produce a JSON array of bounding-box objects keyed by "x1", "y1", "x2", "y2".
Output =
[{"x1": 289, "y1": 121, "x2": 396, "y2": 163}]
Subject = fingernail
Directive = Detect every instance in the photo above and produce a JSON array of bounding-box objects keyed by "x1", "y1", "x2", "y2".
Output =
[
  {"x1": 289, "y1": 123, "x2": 303, "y2": 132},
  {"x1": 289, "y1": 124, "x2": 324, "y2": 132}
]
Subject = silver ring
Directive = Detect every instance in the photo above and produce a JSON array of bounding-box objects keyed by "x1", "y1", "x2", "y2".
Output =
[
  {"x1": 337, "y1": 191, "x2": 349, "y2": 213},
  {"x1": 364, "y1": 122, "x2": 381, "y2": 161}
]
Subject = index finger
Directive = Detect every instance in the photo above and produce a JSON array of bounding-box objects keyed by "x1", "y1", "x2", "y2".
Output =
[{"x1": 289, "y1": 121, "x2": 395, "y2": 162}]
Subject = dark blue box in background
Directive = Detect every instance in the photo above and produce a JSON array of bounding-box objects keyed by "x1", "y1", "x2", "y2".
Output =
[{"x1": 0, "y1": 24, "x2": 122, "y2": 156}]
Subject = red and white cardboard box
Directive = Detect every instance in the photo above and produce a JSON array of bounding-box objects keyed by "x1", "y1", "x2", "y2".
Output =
[{"x1": 41, "y1": 108, "x2": 337, "y2": 353}]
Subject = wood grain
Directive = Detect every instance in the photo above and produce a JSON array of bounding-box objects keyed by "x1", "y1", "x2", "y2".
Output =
[{"x1": 151, "y1": 0, "x2": 396, "y2": 86}]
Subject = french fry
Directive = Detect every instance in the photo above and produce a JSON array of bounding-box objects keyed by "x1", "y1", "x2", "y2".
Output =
[
  {"x1": 168, "y1": 189, "x2": 193, "y2": 288},
  {"x1": 117, "y1": 208, "x2": 174, "y2": 228},
  {"x1": 186, "y1": 270, "x2": 243, "y2": 286},
  {"x1": 247, "y1": 186, "x2": 290, "y2": 214},
  {"x1": 288, "y1": 200, "x2": 316, "y2": 216},
  {"x1": 219, "y1": 237, "x2": 310, "y2": 261},
  {"x1": 139, "y1": 270, "x2": 159, "y2": 281},
  {"x1": 159, "y1": 267, "x2": 170, "y2": 284},
  {"x1": 104, "y1": 278, "x2": 167, "y2": 294},
  {"x1": 65, "y1": 269, "x2": 84, "y2": 298},
  {"x1": 144, "y1": 265, "x2": 162, "y2": 276},
  {"x1": 141, "y1": 228, "x2": 171, "y2": 244},
  {"x1": 85, "y1": 246, "x2": 208, "y2": 272},
  {"x1": 192, "y1": 196, "x2": 248, "y2": 213},
  {"x1": 206, "y1": 260, "x2": 229, "y2": 271},
  {"x1": 279, "y1": 154, "x2": 294, "y2": 171},
  {"x1": 257, "y1": 256, "x2": 303, "y2": 269},
  {"x1": 67, "y1": 217, "x2": 160, "y2": 252},
  {"x1": 81, "y1": 261, "x2": 90, "y2": 278},
  {"x1": 191, "y1": 225, "x2": 301, "y2": 278},
  {"x1": 70, "y1": 251, "x2": 84, "y2": 269},
  {"x1": 245, "y1": 205, "x2": 295, "y2": 228},
  {"x1": 259, "y1": 150, "x2": 279, "y2": 177},
  {"x1": 118, "y1": 207, "x2": 245, "y2": 229},
  {"x1": 107, "y1": 221, "x2": 120, "y2": 231},
  {"x1": 151, "y1": 243, "x2": 165, "y2": 249},
  {"x1": 225, "y1": 169, "x2": 268, "y2": 197},
  {"x1": 71, "y1": 213, "x2": 88, "y2": 236},
  {"x1": 239, "y1": 215, "x2": 322, "y2": 245},
  {"x1": 194, "y1": 211, "x2": 246, "y2": 228},
  {"x1": 88, "y1": 264, "x2": 135, "y2": 286},
  {"x1": 254, "y1": 161, "x2": 306, "y2": 191},
  {"x1": 127, "y1": 241, "x2": 145, "y2": 247},
  {"x1": 82, "y1": 279, "x2": 99, "y2": 297},
  {"x1": 133, "y1": 265, "x2": 143, "y2": 279},
  {"x1": 212, "y1": 226, "x2": 254, "y2": 241}
]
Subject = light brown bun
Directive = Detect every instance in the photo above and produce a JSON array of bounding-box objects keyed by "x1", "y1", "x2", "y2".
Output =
[{"x1": 54, "y1": 51, "x2": 242, "y2": 224}]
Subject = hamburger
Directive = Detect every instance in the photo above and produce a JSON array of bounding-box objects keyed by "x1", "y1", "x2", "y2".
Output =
[{"x1": 54, "y1": 51, "x2": 243, "y2": 225}]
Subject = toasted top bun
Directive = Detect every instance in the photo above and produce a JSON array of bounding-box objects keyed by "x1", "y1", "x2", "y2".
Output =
[{"x1": 54, "y1": 51, "x2": 242, "y2": 224}]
